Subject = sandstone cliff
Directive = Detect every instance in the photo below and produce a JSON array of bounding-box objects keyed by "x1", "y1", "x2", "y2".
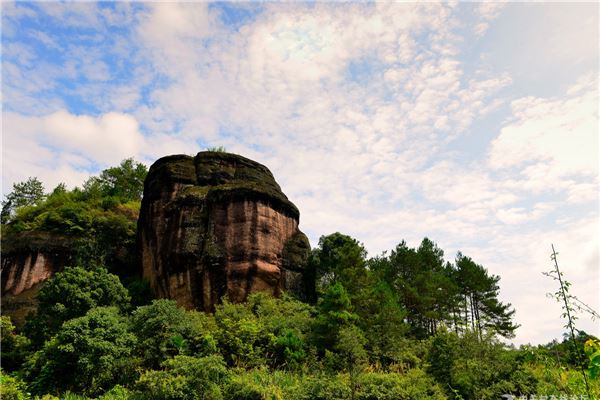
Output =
[
  {"x1": 138, "y1": 151, "x2": 311, "y2": 311},
  {"x1": 1, "y1": 232, "x2": 73, "y2": 325},
  {"x1": 1, "y1": 232, "x2": 72, "y2": 296}
]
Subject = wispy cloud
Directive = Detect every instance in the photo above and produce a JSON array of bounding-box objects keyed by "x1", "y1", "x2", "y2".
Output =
[{"x1": 474, "y1": 2, "x2": 506, "y2": 37}]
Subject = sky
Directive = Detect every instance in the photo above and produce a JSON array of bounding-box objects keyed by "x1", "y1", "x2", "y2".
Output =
[{"x1": 1, "y1": 1, "x2": 598, "y2": 346}]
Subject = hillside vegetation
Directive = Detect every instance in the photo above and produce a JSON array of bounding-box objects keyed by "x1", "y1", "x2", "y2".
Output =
[{"x1": 1, "y1": 159, "x2": 598, "y2": 399}]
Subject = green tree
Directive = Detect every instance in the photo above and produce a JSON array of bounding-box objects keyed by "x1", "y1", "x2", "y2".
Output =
[
  {"x1": 1, "y1": 177, "x2": 45, "y2": 222},
  {"x1": 83, "y1": 158, "x2": 147, "y2": 202},
  {"x1": 377, "y1": 238, "x2": 458, "y2": 338},
  {"x1": 26, "y1": 307, "x2": 137, "y2": 397},
  {"x1": 214, "y1": 293, "x2": 314, "y2": 369},
  {"x1": 335, "y1": 325, "x2": 368, "y2": 400},
  {"x1": 311, "y1": 283, "x2": 359, "y2": 353},
  {"x1": 50, "y1": 182, "x2": 67, "y2": 196},
  {"x1": 427, "y1": 330, "x2": 457, "y2": 390},
  {"x1": 454, "y1": 253, "x2": 518, "y2": 339},
  {"x1": 245, "y1": 293, "x2": 314, "y2": 369},
  {"x1": 353, "y1": 277, "x2": 408, "y2": 367},
  {"x1": 427, "y1": 330, "x2": 537, "y2": 399},
  {"x1": 213, "y1": 299, "x2": 270, "y2": 368},
  {"x1": 130, "y1": 299, "x2": 218, "y2": 369},
  {"x1": 24, "y1": 266, "x2": 131, "y2": 346},
  {"x1": 309, "y1": 233, "x2": 369, "y2": 299},
  {"x1": 0, "y1": 316, "x2": 30, "y2": 372}
]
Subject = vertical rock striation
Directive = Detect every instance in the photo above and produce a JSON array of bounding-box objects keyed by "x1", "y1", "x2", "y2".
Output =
[
  {"x1": 1, "y1": 233, "x2": 72, "y2": 296},
  {"x1": 138, "y1": 151, "x2": 310, "y2": 311},
  {"x1": 1, "y1": 232, "x2": 73, "y2": 326}
]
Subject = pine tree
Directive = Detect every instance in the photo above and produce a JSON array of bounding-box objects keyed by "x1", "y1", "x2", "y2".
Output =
[{"x1": 454, "y1": 253, "x2": 518, "y2": 339}]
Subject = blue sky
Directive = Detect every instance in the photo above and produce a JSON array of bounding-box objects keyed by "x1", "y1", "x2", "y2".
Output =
[{"x1": 2, "y1": 1, "x2": 598, "y2": 345}]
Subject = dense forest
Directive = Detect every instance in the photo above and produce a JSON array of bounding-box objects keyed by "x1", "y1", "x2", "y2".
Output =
[{"x1": 1, "y1": 158, "x2": 598, "y2": 400}]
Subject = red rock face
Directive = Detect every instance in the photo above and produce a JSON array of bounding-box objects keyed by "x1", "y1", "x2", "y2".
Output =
[
  {"x1": 138, "y1": 152, "x2": 311, "y2": 311},
  {"x1": 2, "y1": 252, "x2": 58, "y2": 296},
  {"x1": 213, "y1": 200, "x2": 298, "y2": 302},
  {"x1": 1, "y1": 233, "x2": 72, "y2": 298}
]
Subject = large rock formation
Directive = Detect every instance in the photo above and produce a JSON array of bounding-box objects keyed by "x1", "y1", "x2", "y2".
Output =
[{"x1": 138, "y1": 151, "x2": 311, "y2": 311}]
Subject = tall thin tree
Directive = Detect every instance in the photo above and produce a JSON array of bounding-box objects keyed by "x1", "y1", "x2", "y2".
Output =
[{"x1": 544, "y1": 244, "x2": 592, "y2": 397}]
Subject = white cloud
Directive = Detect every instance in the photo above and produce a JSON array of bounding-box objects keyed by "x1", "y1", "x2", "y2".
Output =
[
  {"x1": 44, "y1": 111, "x2": 144, "y2": 163},
  {"x1": 2, "y1": 111, "x2": 145, "y2": 193},
  {"x1": 474, "y1": 2, "x2": 506, "y2": 37},
  {"x1": 136, "y1": 2, "x2": 215, "y2": 76},
  {"x1": 2, "y1": 120, "x2": 88, "y2": 194},
  {"x1": 34, "y1": 2, "x2": 101, "y2": 28},
  {"x1": 1, "y1": 1, "x2": 37, "y2": 22},
  {"x1": 29, "y1": 30, "x2": 61, "y2": 50},
  {"x1": 489, "y1": 78, "x2": 599, "y2": 191},
  {"x1": 495, "y1": 203, "x2": 554, "y2": 225}
]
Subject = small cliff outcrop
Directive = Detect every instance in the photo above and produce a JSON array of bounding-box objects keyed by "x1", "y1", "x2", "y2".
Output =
[
  {"x1": 1, "y1": 232, "x2": 73, "y2": 325},
  {"x1": 138, "y1": 151, "x2": 311, "y2": 311},
  {"x1": 1, "y1": 232, "x2": 72, "y2": 296}
]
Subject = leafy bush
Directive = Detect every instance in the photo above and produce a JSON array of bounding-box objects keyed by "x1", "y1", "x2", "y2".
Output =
[
  {"x1": 131, "y1": 300, "x2": 218, "y2": 368},
  {"x1": 274, "y1": 330, "x2": 305, "y2": 368},
  {"x1": 134, "y1": 355, "x2": 228, "y2": 400},
  {"x1": 97, "y1": 385, "x2": 133, "y2": 400},
  {"x1": 356, "y1": 369, "x2": 447, "y2": 400},
  {"x1": 427, "y1": 331, "x2": 537, "y2": 399},
  {"x1": 287, "y1": 374, "x2": 351, "y2": 400},
  {"x1": 0, "y1": 370, "x2": 29, "y2": 400},
  {"x1": 214, "y1": 294, "x2": 314, "y2": 369},
  {"x1": 585, "y1": 338, "x2": 600, "y2": 379},
  {"x1": 524, "y1": 362, "x2": 600, "y2": 397},
  {"x1": 25, "y1": 307, "x2": 137, "y2": 397},
  {"x1": 0, "y1": 316, "x2": 30, "y2": 372},
  {"x1": 24, "y1": 267, "x2": 130, "y2": 346},
  {"x1": 134, "y1": 371, "x2": 188, "y2": 400},
  {"x1": 224, "y1": 368, "x2": 284, "y2": 400},
  {"x1": 214, "y1": 303, "x2": 270, "y2": 368}
]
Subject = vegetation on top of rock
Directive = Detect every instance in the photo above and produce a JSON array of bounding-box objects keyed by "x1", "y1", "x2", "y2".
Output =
[
  {"x1": 205, "y1": 146, "x2": 227, "y2": 153},
  {"x1": 145, "y1": 151, "x2": 299, "y2": 218},
  {"x1": 1, "y1": 177, "x2": 46, "y2": 222},
  {"x1": 1, "y1": 159, "x2": 147, "y2": 275},
  {"x1": 82, "y1": 158, "x2": 147, "y2": 203}
]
